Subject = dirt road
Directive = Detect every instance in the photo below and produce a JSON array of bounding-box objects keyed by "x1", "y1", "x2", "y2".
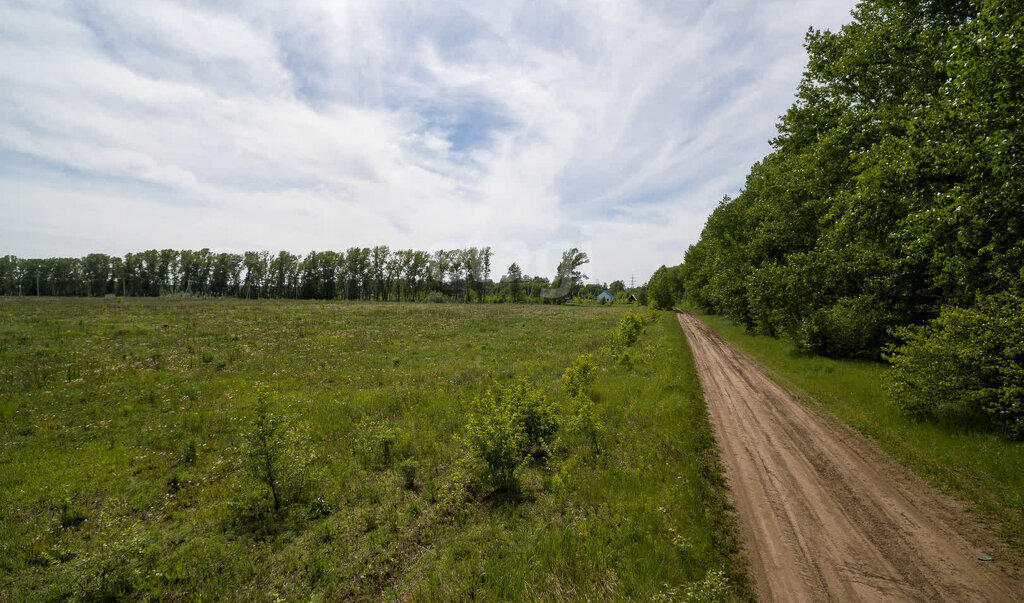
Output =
[{"x1": 676, "y1": 310, "x2": 1021, "y2": 601}]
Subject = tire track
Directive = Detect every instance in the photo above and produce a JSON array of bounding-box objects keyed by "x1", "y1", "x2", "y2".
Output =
[{"x1": 676, "y1": 310, "x2": 1021, "y2": 601}]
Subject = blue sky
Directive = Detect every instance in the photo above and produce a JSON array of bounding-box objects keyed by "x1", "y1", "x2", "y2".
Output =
[{"x1": 0, "y1": 0, "x2": 856, "y2": 283}]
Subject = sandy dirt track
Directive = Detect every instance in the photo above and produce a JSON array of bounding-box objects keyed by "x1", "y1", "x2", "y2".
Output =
[{"x1": 676, "y1": 310, "x2": 1021, "y2": 602}]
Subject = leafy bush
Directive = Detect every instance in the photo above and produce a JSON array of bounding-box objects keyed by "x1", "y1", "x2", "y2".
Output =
[
  {"x1": 795, "y1": 295, "x2": 890, "y2": 359},
  {"x1": 426, "y1": 291, "x2": 446, "y2": 303},
  {"x1": 242, "y1": 392, "x2": 316, "y2": 510},
  {"x1": 58, "y1": 500, "x2": 87, "y2": 530},
  {"x1": 608, "y1": 310, "x2": 651, "y2": 362},
  {"x1": 885, "y1": 292, "x2": 1024, "y2": 438},
  {"x1": 561, "y1": 353, "x2": 596, "y2": 401},
  {"x1": 464, "y1": 379, "x2": 557, "y2": 491},
  {"x1": 398, "y1": 458, "x2": 419, "y2": 490},
  {"x1": 354, "y1": 417, "x2": 400, "y2": 469},
  {"x1": 560, "y1": 354, "x2": 603, "y2": 449}
]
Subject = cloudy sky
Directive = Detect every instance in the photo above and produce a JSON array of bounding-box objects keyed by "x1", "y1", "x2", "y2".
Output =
[{"x1": 1, "y1": 0, "x2": 856, "y2": 284}]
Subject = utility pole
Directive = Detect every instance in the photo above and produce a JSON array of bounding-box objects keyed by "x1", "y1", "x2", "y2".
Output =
[{"x1": 630, "y1": 274, "x2": 635, "y2": 290}]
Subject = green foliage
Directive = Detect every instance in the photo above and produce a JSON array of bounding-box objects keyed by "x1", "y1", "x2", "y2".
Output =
[
  {"x1": 242, "y1": 391, "x2": 316, "y2": 510},
  {"x1": 652, "y1": 569, "x2": 731, "y2": 603},
  {"x1": 560, "y1": 353, "x2": 603, "y2": 448},
  {"x1": 795, "y1": 295, "x2": 889, "y2": 359},
  {"x1": 608, "y1": 309, "x2": 651, "y2": 363},
  {"x1": 464, "y1": 379, "x2": 557, "y2": 491},
  {"x1": 886, "y1": 292, "x2": 1024, "y2": 438},
  {"x1": 681, "y1": 0, "x2": 1024, "y2": 364},
  {"x1": 58, "y1": 500, "x2": 87, "y2": 531},
  {"x1": 647, "y1": 265, "x2": 685, "y2": 310},
  {"x1": 561, "y1": 353, "x2": 597, "y2": 401},
  {"x1": 397, "y1": 458, "x2": 419, "y2": 490}
]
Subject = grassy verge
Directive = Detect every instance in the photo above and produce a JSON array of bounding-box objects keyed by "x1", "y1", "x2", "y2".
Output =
[
  {"x1": 0, "y1": 298, "x2": 747, "y2": 600},
  {"x1": 680, "y1": 301, "x2": 1024, "y2": 550}
]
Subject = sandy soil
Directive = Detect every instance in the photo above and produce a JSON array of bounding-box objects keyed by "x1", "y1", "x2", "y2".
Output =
[{"x1": 676, "y1": 310, "x2": 1022, "y2": 602}]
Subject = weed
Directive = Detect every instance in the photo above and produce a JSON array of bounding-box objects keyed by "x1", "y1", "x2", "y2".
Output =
[
  {"x1": 398, "y1": 458, "x2": 419, "y2": 490},
  {"x1": 307, "y1": 497, "x2": 333, "y2": 519},
  {"x1": 58, "y1": 501, "x2": 87, "y2": 530}
]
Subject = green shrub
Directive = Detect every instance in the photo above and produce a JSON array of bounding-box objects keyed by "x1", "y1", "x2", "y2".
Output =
[
  {"x1": 608, "y1": 310, "x2": 651, "y2": 362},
  {"x1": 242, "y1": 392, "x2": 316, "y2": 510},
  {"x1": 560, "y1": 354, "x2": 604, "y2": 449},
  {"x1": 795, "y1": 295, "x2": 890, "y2": 359},
  {"x1": 464, "y1": 379, "x2": 557, "y2": 491},
  {"x1": 58, "y1": 500, "x2": 87, "y2": 530},
  {"x1": 398, "y1": 458, "x2": 419, "y2": 490},
  {"x1": 426, "y1": 291, "x2": 446, "y2": 303},
  {"x1": 561, "y1": 353, "x2": 596, "y2": 401},
  {"x1": 354, "y1": 417, "x2": 400, "y2": 469},
  {"x1": 307, "y1": 496, "x2": 333, "y2": 519},
  {"x1": 885, "y1": 292, "x2": 1024, "y2": 438}
]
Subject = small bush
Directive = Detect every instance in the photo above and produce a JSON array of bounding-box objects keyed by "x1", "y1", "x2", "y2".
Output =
[
  {"x1": 242, "y1": 392, "x2": 316, "y2": 510},
  {"x1": 464, "y1": 379, "x2": 557, "y2": 491},
  {"x1": 608, "y1": 310, "x2": 651, "y2": 362},
  {"x1": 354, "y1": 418, "x2": 399, "y2": 469},
  {"x1": 560, "y1": 354, "x2": 604, "y2": 449},
  {"x1": 426, "y1": 291, "x2": 446, "y2": 303},
  {"x1": 398, "y1": 458, "x2": 419, "y2": 490},
  {"x1": 795, "y1": 295, "x2": 890, "y2": 359},
  {"x1": 561, "y1": 353, "x2": 596, "y2": 401},
  {"x1": 307, "y1": 496, "x2": 333, "y2": 519},
  {"x1": 885, "y1": 291, "x2": 1024, "y2": 438},
  {"x1": 58, "y1": 501, "x2": 87, "y2": 530}
]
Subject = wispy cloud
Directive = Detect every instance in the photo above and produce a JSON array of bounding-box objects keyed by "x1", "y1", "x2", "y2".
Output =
[{"x1": 0, "y1": 0, "x2": 855, "y2": 282}]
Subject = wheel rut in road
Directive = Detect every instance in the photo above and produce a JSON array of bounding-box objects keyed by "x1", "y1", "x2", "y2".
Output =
[{"x1": 676, "y1": 310, "x2": 1021, "y2": 601}]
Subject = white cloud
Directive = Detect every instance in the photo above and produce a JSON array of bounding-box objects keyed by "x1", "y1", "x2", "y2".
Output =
[{"x1": 0, "y1": 0, "x2": 856, "y2": 282}]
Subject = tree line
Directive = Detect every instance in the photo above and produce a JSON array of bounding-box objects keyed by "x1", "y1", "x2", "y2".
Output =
[
  {"x1": 675, "y1": 0, "x2": 1023, "y2": 436},
  {"x1": 0, "y1": 246, "x2": 622, "y2": 304},
  {"x1": 1, "y1": 247, "x2": 499, "y2": 302}
]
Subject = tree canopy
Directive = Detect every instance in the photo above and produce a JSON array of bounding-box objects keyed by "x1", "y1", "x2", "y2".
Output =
[{"x1": 679, "y1": 0, "x2": 1023, "y2": 359}]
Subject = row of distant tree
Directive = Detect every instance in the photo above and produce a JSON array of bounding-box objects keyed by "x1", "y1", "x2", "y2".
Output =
[{"x1": 0, "y1": 247, "x2": 635, "y2": 303}]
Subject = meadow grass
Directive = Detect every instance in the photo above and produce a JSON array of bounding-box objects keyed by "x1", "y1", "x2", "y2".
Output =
[
  {"x1": 1, "y1": 297, "x2": 746, "y2": 600},
  {"x1": 681, "y1": 302, "x2": 1024, "y2": 550}
]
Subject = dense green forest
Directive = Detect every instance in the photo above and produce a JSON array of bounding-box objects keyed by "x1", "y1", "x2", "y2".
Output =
[{"x1": 676, "y1": 0, "x2": 1023, "y2": 437}]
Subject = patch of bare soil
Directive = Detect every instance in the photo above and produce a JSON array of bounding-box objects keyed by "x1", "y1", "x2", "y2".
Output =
[{"x1": 677, "y1": 310, "x2": 1022, "y2": 601}]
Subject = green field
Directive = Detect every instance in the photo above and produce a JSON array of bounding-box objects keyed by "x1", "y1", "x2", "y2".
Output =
[
  {"x1": 681, "y1": 302, "x2": 1024, "y2": 551},
  {"x1": 0, "y1": 298, "x2": 746, "y2": 600}
]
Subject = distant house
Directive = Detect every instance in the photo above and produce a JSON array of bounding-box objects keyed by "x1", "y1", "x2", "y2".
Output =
[
  {"x1": 596, "y1": 290, "x2": 614, "y2": 302},
  {"x1": 627, "y1": 293, "x2": 638, "y2": 303}
]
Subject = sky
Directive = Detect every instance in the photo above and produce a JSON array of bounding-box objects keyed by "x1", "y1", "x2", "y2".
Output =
[{"x1": 0, "y1": 0, "x2": 857, "y2": 285}]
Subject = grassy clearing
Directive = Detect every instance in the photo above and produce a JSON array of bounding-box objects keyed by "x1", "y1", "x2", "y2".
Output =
[
  {"x1": 1, "y1": 298, "x2": 746, "y2": 600},
  {"x1": 681, "y1": 302, "x2": 1024, "y2": 550}
]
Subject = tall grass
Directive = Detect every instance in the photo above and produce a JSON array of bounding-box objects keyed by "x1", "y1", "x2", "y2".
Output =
[{"x1": 0, "y1": 298, "x2": 746, "y2": 599}]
